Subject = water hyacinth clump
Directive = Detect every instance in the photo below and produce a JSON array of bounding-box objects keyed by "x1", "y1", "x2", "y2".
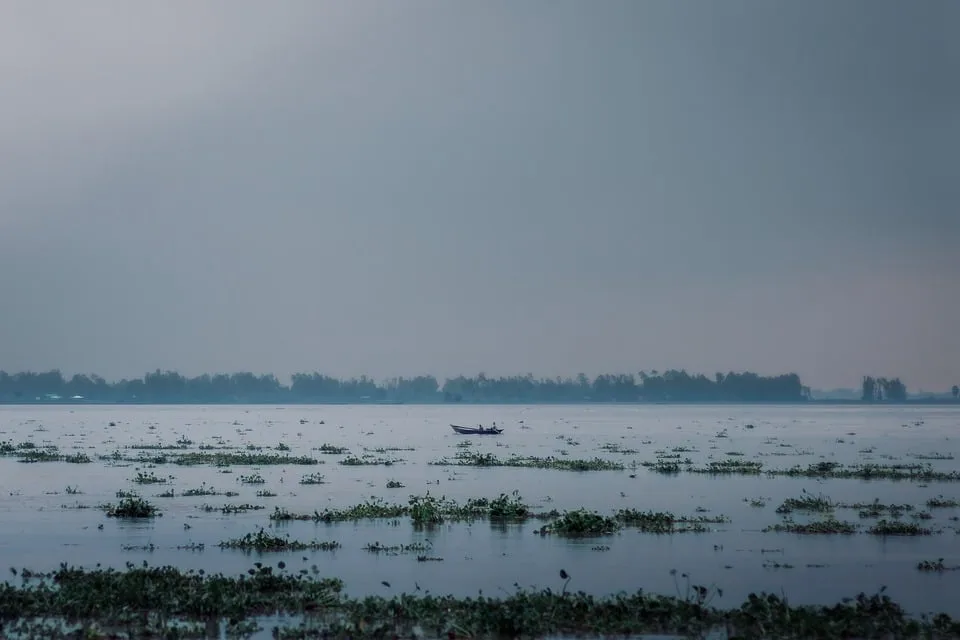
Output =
[
  {"x1": 763, "y1": 519, "x2": 858, "y2": 535},
  {"x1": 132, "y1": 471, "x2": 168, "y2": 485},
  {"x1": 218, "y1": 529, "x2": 341, "y2": 552},
  {"x1": 105, "y1": 497, "x2": 160, "y2": 518},
  {"x1": 298, "y1": 472, "x2": 326, "y2": 485},
  {"x1": 536, "y1": 509, "x2": 620, "y2": 536},
  {"x1": 867, "y1": 520, "x2": 933, "y2": 536},
  {"x1": 2, "y1": 566, "x2": 960, "y2": 638},
  {"x1": 775, "y1": 492, "x2": 834, "y2": 514},
  {"x1": 318, "y1": 443, "x2": 349, "y2": 454},
  {"x1": 436, "y1": 450, "x2": 624, "y2": 471},
  {"x1": 615, "y1": 509, "x2": 729, "y2": 533},
  {"x1": 173, "y1": 452, "x2": 319, "y2": 466}
]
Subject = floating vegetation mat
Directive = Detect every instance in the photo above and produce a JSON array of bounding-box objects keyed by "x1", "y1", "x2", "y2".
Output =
[
  {"x1": 638, "y1": 459, "x2": 960, "y2": 482},
  {"x1": 269, "y1": 492, "x2": 537, "y2": 524},
  {"x1": 218, "y1": 529, "x2": 341, "y2": 552},
  {"x1": 0, "y1": 565, "x2": 958, "y2": 639},
  {"x1": 433, "y1": 450, "x2": 625, "y2": 471}
]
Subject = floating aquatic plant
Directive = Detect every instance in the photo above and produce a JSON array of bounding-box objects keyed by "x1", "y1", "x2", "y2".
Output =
[
  {"x1": 298, "y1": 473, "x2": 326, "y2": 485},
  {"x1": 867, "y1": 520, "x2": 933, "y2": 536},
  {"x1": 173, "y1": 452, "x2": 319, "y2": 466},
  {"x1": 615, "y1": 509, "x2": 728, "y2": 533},
  {"x1": 775, "y1": 492, "x2": 834, "y2": 514},
  {"x1": 763, "y1": 518, "x2": 857, "y2": 535},
  {"x1": 105, "y1": 497, "x2": 160, "y2": 518},
  {"x1": 218, "y1": 529, "x2": 340, "y2": 552},
  {"x1": 435, "y1": 451, "x2": 624, "y2": 471},
  {"x1": 132, "y1": 471, "x2": 167, "y2": 484},
  {"x1": 535, "y1": 510, "x2": 619, "y2": 536},
  {"x1": 317, "y1": 444, "x2": 349, "y2": 454}
]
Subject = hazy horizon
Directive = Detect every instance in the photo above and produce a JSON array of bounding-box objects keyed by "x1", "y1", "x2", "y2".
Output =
[{"x1": 1, "y1": 1, "x2": 957, "y2": 391}]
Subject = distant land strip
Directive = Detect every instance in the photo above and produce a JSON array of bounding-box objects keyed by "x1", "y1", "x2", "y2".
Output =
[{"x1": 0, "y1": 370, "x2": 956, "y2": 405}]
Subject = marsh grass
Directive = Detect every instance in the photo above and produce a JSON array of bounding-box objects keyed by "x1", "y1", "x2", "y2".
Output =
[
  {"x1": 927, "y1": 495, "x2": 960, "y2": 508},
  {"x1": 239, "y1": 474, "x2": 266, "y2": 485},
  {"x1": 298, "y1": 473, "x2": 326, "y2": 485}
]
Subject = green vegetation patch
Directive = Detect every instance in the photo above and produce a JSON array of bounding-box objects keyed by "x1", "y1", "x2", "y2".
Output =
[
  {"x1": 776, "y1": 493, "x2": 834, "y2": 515},
  {"x1": 299, "y1": 473, "x2": 327, "y2": 485},
  {"x1": 839, "y1": 500, "x2": 915, "y2": 519},
  {"x1": 763, "y1": 519, "x2": 858, "y2": 535},
  {"x1": 615, "y1": 509, "x2": 728, "y2": 533},
  {"x1": 0, "y1": 566, "x2": 958, "y2": 638},
  {"x1": 218, "y1": 529, "x2": 341, "y2": 552},
  {"x1": 172, "y1": 452, "x2": 320, "y2": 466},
  {"x1": 535, "y1": 509, "x2": 620, "y2": 536},
  {"x1": 339, "y1": 455, "x2": 400, "y2": 466},
  {"x1": 435, "y1": 450, "x2": 624, "y2": 471},
  {"x1": 317, "y1": 444, "x2": 349, "y2": 454},
  {"x1": 867, "y1": 520, "x2": 933, "y2": 536},
  {"x1": 105, "y1": 497, "x2": 160, "y2": 518}
]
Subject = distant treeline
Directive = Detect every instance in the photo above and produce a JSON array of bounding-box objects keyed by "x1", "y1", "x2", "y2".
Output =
[{"x1": 0, "y1": 369, "x2": 828, "y2": 403}]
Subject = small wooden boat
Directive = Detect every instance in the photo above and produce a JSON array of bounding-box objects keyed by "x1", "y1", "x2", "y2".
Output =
[{"x1": 450, "y1": 424, "x2": 503, "y2": 435}]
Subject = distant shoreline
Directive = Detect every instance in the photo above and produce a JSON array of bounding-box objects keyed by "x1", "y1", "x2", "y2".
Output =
[{"x1": 1, "y1": 399, "x2": 956, "y2": 407}]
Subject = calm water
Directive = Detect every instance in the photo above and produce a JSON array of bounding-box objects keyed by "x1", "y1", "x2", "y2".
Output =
[{"x1": 1, "y1": 403, "x2": 959, "y2": 620}]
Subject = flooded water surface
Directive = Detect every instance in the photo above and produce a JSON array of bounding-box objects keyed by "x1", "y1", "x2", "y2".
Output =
[{"x1": 1, "y1": 403, "x2": 959, "y2": 626}]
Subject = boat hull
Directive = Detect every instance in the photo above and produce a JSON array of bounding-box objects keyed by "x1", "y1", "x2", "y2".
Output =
[{"x1": 450, "y1": 424, "x2": 503, "y2": 435}]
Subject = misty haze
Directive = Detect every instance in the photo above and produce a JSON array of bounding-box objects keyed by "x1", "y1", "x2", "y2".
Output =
[{"x1": 1, "y1": 1, "x2": 958, "y2": 638}]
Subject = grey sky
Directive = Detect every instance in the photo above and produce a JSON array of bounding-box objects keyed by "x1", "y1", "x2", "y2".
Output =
[{"x1": 1, "y1": 1, "x2": 957, "y2": 390}]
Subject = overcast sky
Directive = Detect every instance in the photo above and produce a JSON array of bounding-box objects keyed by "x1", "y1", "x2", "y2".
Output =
[{"x1": 0, "y1": 1, "x2": 957, "y2": 390}]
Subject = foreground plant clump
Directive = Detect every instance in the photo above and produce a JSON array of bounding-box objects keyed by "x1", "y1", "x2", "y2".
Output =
[{"x1": 0, "y1": 565, "x2": 958, "y2": 639}]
